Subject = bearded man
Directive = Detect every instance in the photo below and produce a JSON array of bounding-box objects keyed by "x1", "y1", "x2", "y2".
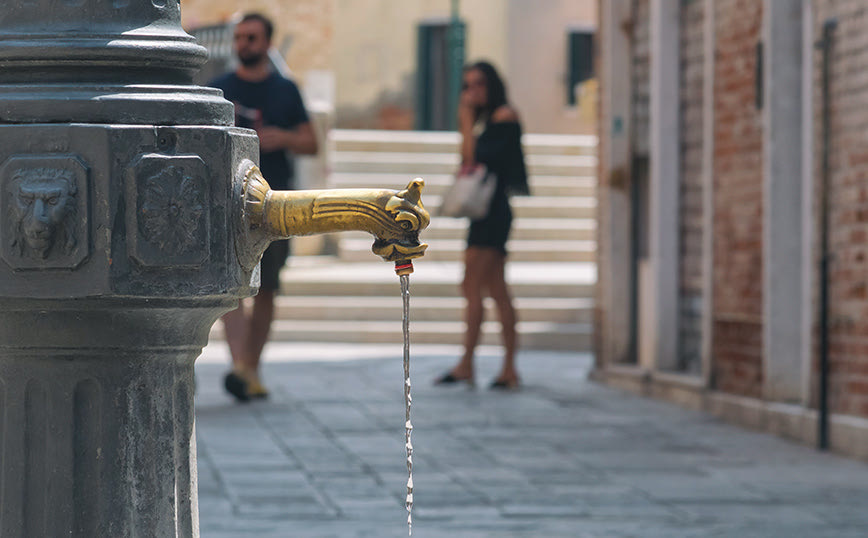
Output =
[{"x1": 210, "y1": 12, "x2": 318, "y2": 402}]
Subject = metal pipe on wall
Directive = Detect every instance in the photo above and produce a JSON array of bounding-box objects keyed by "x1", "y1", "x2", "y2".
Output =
[{"x1": 817, "y1": 18, "x2": 837, "y2": 451}]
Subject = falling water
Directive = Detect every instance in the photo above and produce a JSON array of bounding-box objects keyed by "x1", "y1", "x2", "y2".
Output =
[{"x1": 400, "y1": 273, "x2": 414, "y2": 536}]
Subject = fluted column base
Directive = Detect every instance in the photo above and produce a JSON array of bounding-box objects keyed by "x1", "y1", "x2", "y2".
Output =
[{"x1": 0, "y1": 299, "x2": 232, "y2": 538}]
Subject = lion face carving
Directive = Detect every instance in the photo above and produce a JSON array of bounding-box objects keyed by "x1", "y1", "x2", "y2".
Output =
[{"x1": 9, "y1": 167, "x2": 77, "y2": 259}]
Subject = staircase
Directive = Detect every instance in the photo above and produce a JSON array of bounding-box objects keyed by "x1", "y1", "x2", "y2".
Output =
[{"x1": 216, "y1": 129, "x2": 598, "y2": 352}]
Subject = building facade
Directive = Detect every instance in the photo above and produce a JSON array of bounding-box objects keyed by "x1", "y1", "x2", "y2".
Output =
[
  {"x1": 181, "y1": 0, "x2": 596, "y2": 134},
  {"x1": 595, "y1": 0, "x2": 868, "y2": 459}
]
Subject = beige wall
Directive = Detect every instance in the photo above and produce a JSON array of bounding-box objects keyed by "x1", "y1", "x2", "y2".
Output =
[
  {"x1": 180, "y1": 0, "x2": 335, "y2": 87},
  {"x1": 180, "y1": 0, "x2": 596, "y2": 133},
  {"x1": 506, "y1": 0, "x2": 597, "y2": 134},
  {"x1": 333, "y1": 0, "x2": 509, "y2": 129},
  {"x1": 333, "y1": 0, "x2": 595, "y2": 132}
]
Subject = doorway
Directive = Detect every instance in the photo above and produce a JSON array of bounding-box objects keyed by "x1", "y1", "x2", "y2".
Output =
[{"x1": 416, "y1": 20, "x2": 465, "y2": 131}]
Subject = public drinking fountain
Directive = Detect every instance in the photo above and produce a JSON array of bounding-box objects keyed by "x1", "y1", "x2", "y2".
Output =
[{"x1": 0, "y1": 2, "x2": 428, "y2": 537}]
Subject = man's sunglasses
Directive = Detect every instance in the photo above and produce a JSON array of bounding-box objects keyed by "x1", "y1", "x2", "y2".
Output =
[{"x1": 233, "y1": 33, "x2": 260, "y2": 43}]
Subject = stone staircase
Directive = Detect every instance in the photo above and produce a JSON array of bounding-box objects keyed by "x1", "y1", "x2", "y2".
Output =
[{"x1": 214, "y1": 129, "x2": 597, "y2": 351}]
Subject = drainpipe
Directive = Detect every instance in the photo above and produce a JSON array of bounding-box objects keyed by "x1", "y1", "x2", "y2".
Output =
[{"x1": 817, "y1": 18, "x2": 837, "y2": 451}]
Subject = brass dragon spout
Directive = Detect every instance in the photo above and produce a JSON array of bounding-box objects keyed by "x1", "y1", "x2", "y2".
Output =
[{"x1": 236, "y1": 162, "x2": 429, "y2": 271}]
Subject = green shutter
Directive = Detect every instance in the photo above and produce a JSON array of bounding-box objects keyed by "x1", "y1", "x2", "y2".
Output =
[
  {"x1": 568, "y1": 31, "x2": 594, "y2": 106},
  {"x1": 415, "y1": 24, "x2": 432, "y2": 130}
]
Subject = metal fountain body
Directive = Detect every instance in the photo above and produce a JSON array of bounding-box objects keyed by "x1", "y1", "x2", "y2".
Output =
[{"x1": 0, "y1": 2, "x2": 428, "y2": 537}]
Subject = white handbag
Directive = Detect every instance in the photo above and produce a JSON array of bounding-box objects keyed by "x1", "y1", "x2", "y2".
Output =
[{"x1": 438, "y1": 165, "x2": 497, "y2": 220}]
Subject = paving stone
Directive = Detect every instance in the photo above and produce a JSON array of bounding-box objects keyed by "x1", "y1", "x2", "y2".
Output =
[
  {"x1": 194, "y1": 345, "x2": 868, "y2": 537},
  {"x1": 619, "y1": 474, "x2": 768, "y2": 503}
]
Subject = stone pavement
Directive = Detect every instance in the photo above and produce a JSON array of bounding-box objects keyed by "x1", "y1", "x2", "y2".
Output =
[{"x1": 194, "y1": 343, "x2": 868, "y2": 537}]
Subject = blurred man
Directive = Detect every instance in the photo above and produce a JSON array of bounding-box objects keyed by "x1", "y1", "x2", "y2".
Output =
[{"x1": 211, "y1": 13, "x2": 318, "y2": 402}]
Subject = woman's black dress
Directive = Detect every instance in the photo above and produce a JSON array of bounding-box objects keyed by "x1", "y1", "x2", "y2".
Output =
[{"x1": 467, "y1": 121, "x2": 529, "y2": 255}]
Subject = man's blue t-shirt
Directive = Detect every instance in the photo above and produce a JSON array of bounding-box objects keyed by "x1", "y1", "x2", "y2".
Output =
[{"x1": 210, "y1": 71, "x2": 310, "y2": 190}]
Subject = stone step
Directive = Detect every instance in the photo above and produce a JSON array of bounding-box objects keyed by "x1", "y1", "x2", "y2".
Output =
[
  {"x1": 270, "y1": 295, "x2": 594, "y2": 323},
  {"x1": 416, "y1": 194, "x2": 596, "y2": 220},
  {"x1": 280, "y1": 278, "x2": 593, "y2": 299},
  {"x1": 350, "y1": 217, "x2": 596, "y2": 242},
  {"x1": 328, "y1": 172, "x2": 597, "y2": 198},
  {"x1": 210, "y1": 319, "x2": 593, "y2": 351},
  {"x1": 338, "y1": 238, "x2": 597, "y2": 263},
  {"x1": 278, "y1": 260, "x2": 596, "y2": 299},
  {"x1": 329, "y1": 129, "x2": 598, "y2": 157},
  {"x1": 330, "y1": 151, "x2": 596, "y2": 177}
]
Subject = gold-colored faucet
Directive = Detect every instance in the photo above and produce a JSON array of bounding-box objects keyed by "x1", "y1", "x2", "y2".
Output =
[{"x1": 236, "y1": 162, "x2": 429, "y2": 271}]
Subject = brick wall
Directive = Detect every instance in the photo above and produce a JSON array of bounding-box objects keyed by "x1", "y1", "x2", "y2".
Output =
[
  {"x1": 711, "y1": 0, "x2": 763, "y2": 398},
  {"x1": 677, "y1": 0, "x2": 705, "y2": 374},
  {"x1": 812, "y1": 1, "x2": 868, "y2": 418}
]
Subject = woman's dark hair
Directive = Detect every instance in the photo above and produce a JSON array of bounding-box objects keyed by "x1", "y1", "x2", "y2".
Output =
[{"x1": 465, "y1": 61, "x2": 508, "y2": 122}]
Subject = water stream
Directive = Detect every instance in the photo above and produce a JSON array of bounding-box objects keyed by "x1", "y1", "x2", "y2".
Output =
[{"x1": 400, "y1": 273, "x2": 414, "y2": 536}]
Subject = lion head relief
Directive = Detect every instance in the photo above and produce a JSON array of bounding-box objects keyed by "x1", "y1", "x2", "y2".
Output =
[{"x1": 9, "y1": 167, "x2": 78, "y2": 259}]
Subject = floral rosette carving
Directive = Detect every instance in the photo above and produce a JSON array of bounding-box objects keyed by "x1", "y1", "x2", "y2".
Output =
[{"x1": 138, "y1": 166, "x2": 204, "y2": 254}]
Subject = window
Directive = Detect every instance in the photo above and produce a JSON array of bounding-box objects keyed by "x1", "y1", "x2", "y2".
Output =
[{"x1": 567, "y1": 29, "x2": 594, "y2": 106}]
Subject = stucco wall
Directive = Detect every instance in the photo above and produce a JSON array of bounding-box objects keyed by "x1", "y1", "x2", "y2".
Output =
[
  {"x1": 180, "y1": 0, "x2": 334, "y2": 88},
  {"x1": 333, "y1": 0, "x2": 595, "y2": 131},
  {"x1": 333, "y1": 0, "x2": 513, "y2": 129},
  {"x1": 506, "y1": 0, "x2": 598, "y2": 134},
  {"x1": 181, "y1": 0, "x2": 593, "y2": 133}
]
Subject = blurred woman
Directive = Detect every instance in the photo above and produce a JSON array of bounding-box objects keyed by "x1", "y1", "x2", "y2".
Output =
[{"x1": 435, "y1": 61, "x2": 529, "y2": 389}]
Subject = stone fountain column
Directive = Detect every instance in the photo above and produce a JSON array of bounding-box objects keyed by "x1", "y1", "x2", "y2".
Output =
[{"x1": 0, "y1": 2, "x2": 256, "y2": 536}]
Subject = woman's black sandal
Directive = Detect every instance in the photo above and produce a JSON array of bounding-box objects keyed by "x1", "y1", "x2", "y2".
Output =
[
  {"x1": 489, "y1": 378, "x2": 520, "y2": 390},
  {"x1": 434, "y1": 372, "x2": 475, "y2": 387}
]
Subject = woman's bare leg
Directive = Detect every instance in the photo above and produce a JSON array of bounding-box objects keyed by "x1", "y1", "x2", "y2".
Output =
[
  {"x1": 485, "y1": 250, "x2": 518, "y2": 383},
  {"x1": 451, "y1": 247, "x2": 487, "y2": 380}
]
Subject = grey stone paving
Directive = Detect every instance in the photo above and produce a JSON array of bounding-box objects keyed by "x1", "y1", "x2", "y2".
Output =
[{"x1": 194, "y1": 343, "x2": 868, "y2": 537}]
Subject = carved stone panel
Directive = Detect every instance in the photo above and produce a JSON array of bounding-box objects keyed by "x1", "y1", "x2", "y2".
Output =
[
  {"x1": 0, "y1": 154, "x2": 89, "y2": 270},
  {"x1": 126, "y1": 154, "x2": 210, "y2": 267}
]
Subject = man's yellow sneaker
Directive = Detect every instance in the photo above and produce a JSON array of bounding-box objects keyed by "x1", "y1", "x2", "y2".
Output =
[{"x1": 246, "y1": 378, "x2": 269, "y2": 399}]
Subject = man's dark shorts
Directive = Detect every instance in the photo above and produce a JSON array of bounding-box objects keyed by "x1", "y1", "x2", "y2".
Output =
[{"x1": 259, "y1": 239, "x2": 290, "y2": 292}]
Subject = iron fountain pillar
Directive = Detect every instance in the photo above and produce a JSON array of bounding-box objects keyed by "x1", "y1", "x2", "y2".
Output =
[{"x1": 0, "y1": 2, "x2": 427, "y2": 537}]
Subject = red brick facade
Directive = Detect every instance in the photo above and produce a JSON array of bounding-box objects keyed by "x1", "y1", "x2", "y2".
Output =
[
  {"x1": 597, "y1": 0, "x2": 868, "y2": 460},
  {"x1": 813, "y1": 1, "x2": 868, "y2": 417},
  {"x1": 710, "y1": 0, "x2": 764, "y2": 398}
]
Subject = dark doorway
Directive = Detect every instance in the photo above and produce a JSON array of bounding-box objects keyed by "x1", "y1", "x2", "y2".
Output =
[
  {"x1": 416, "y1": 20, "x2": 465, "y2": 131},
  {"x1": 628, "y1": 156, "x2": 650, "y2": 365}
]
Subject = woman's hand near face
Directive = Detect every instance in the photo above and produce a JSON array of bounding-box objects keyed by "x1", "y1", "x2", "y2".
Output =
[
  {"x1": 458, "y1": 92, "x2": 477, "y2": 166},
  {"x1": 458, "y1": 91, "x2": 475, "y2": 133}
]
